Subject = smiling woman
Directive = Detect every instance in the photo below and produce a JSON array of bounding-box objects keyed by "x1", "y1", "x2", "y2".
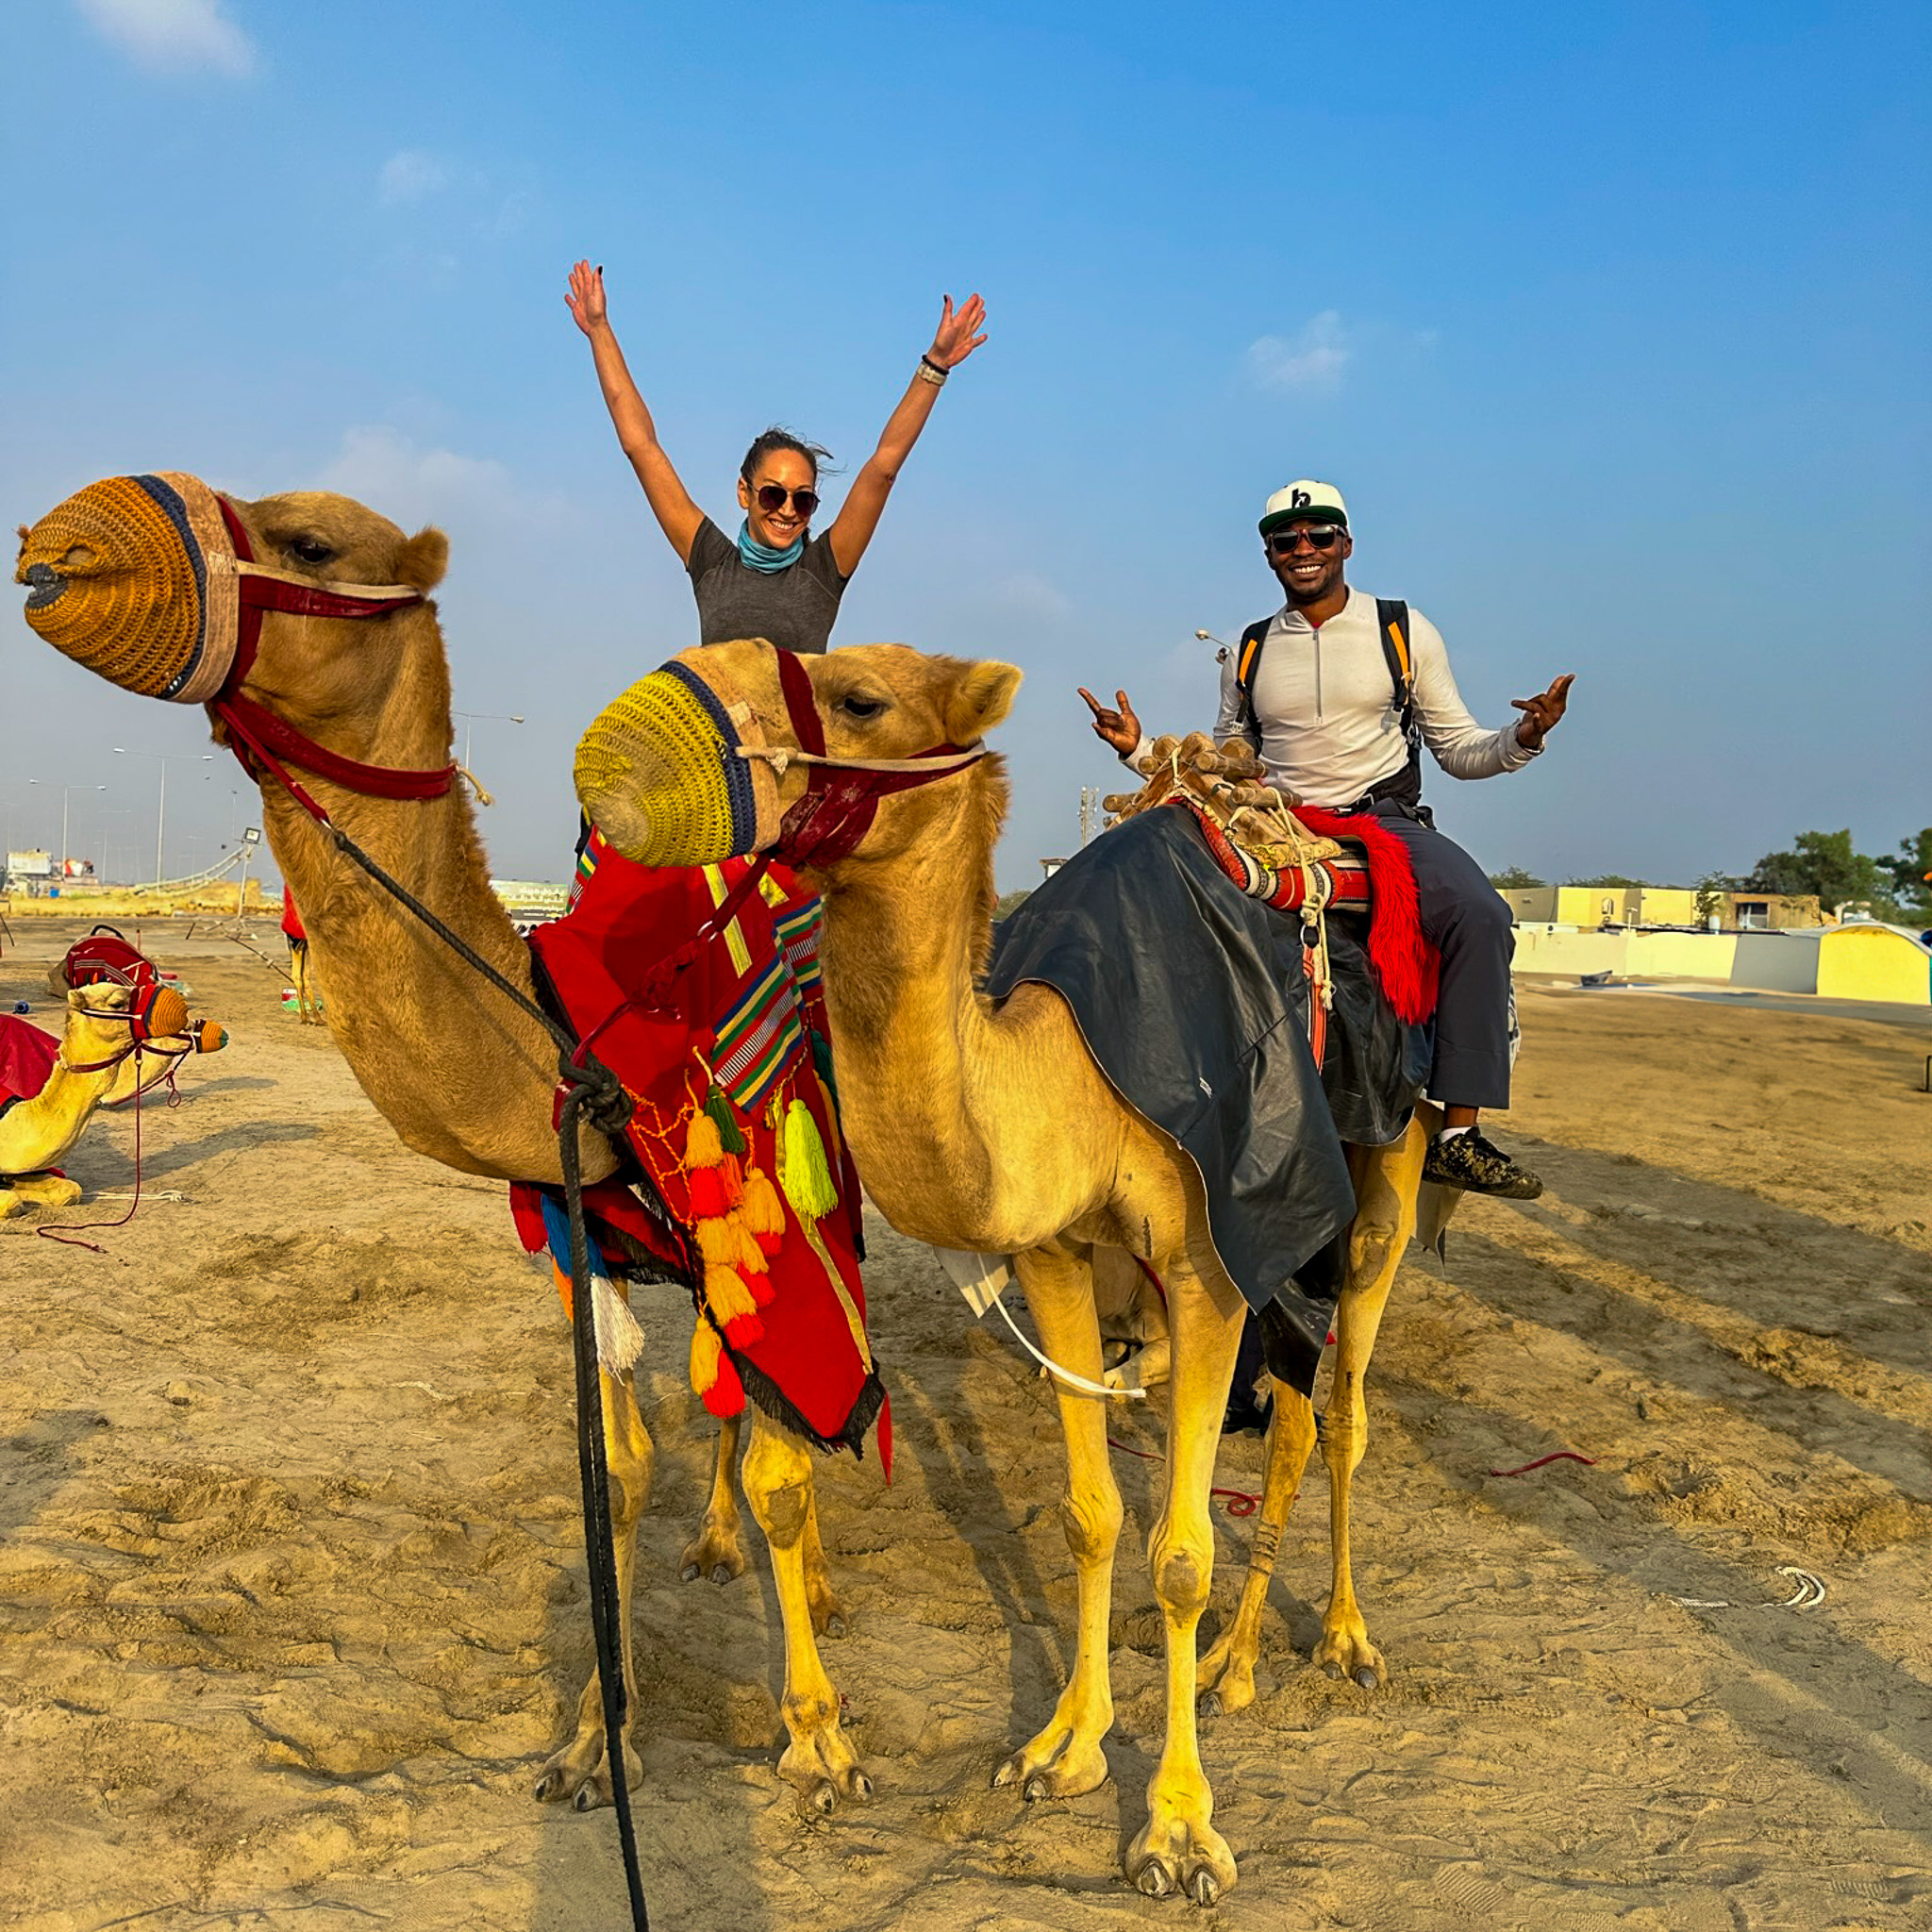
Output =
[{"x1": 564, "y1": 258, "x2": 988, "y2": 655}]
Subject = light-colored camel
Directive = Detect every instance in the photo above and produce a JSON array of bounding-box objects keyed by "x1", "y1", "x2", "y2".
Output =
[
  {"x1": 15, "y1": 483, "x2": 855, "y2": 1817},
  {"x1": 0, "y1": 985, "x2": 198, "y2": 1216},
  {"x1": 577, "y1": 639, "x2": 1441, "y2": 1903}
]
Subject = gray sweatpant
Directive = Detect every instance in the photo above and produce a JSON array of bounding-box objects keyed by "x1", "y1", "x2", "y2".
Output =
[{"x1": 1366, "y1": 803, "x2": 1515, "y2": 1111}]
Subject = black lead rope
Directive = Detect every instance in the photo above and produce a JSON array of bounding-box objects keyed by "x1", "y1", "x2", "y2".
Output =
[{"x1": 315, "y1": 821, "x2": 654, "y2": 1930}]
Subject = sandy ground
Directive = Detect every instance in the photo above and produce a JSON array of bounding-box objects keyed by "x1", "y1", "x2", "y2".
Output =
[{"x1": 1, "y1": 920, "x2": 1928, "y2": 1932}]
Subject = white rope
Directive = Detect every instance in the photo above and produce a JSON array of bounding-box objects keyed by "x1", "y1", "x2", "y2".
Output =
[
  {"x1": 733, "y1": 744, "x2": 987, "y2": 779},
  {"x1": 991, "y1": 1292, "x2": 1145, "y2": 1400}
]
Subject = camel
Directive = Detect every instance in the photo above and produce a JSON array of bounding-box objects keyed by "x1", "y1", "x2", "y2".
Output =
[
  {"x1": 0, "y1": 983, "x2": 208, "y2": 1216},
  {"x1": 575, "y1": 638, "x2": 1442, "y2": 1903},
  {"x1": 16, "y1": 476, "x2": 870, "y2": 1821}
]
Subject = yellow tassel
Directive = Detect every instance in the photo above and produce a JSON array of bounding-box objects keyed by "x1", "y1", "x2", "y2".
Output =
[
  {"x1": 812, "y1": 1066, "x2": 845, "y2": 1166},
  {"x1": 703, "y1": 1262, "x2": 760, "y2": 1333},
  {"x1": 690, "y1": 1315, "x2": 721, "y2": 1395},
  {"x1": 780, "y1": 1096, "x2": 839, "y2": 1224},
  {"x1": 741, "y1": 1165, "x2": 786, "y2": 1239},
  {"x1": 695, "y1": 1217, "x2": 735, "y2": 1268},
  {"x1": 685, "y1": 1108, "x2": 724, "y2": 1170},
  {"x1": 734, "y1": 1220, "x2": 768, "y2": 1274}
]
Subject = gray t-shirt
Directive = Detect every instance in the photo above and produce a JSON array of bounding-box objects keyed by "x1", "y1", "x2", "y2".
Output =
[{"x1": 686, "y1": 515, "x2": 850, "y2": 656}]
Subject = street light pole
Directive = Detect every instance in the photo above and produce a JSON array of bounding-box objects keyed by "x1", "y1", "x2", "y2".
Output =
[
  {"x1": 454, "y1": 710, "x2": 526, "y2": 774},
  {"x1": 113, "y1": 748, "x2": 214, "y2": 885},
  {"x1": 27, "y1": 780, "x2": 107, "y2": 877}
]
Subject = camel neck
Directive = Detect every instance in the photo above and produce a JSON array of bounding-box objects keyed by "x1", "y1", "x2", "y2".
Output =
[
  {"x1": 244, "y1": 613, "x2": 608, "y2": 1186},
  {"x1": 0, "y1": 1052, "x2": 115, "y2": 1169},
  {"x1": 813, "y1": 769, "x2": 1118, "y2": 1254}
]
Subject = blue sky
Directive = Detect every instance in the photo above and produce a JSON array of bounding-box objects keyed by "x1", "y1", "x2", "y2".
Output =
[{"x1": 7, "y1": 1, "x2": 1926, "y2": 891}]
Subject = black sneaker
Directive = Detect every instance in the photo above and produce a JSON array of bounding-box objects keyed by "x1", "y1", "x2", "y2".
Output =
[{"x1": 1423, "y1": 1128, "x2": 1544, "y2": 1199}]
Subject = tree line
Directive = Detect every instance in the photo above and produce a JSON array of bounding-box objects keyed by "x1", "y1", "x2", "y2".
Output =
[{"x1": 1489, "y1": 827, "x2": 1932, "y2": 925}]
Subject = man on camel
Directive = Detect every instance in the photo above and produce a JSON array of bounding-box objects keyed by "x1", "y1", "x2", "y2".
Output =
[{"x1": 1082, "y1": 479, "x2": 1573, "y2": 1198}]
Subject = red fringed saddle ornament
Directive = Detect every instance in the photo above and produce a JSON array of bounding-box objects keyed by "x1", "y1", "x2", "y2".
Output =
[{"x1": 509, "y1": 830, "x2": 887, "y2": 1470}]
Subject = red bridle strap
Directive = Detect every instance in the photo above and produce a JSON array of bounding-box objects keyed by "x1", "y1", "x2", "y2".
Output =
[
  {"x1": 212, "y1": 496, "x2": 457, "y2": 810},
  {"x1": 768, "y1": 647, "x2": 986, "y2": 869}
]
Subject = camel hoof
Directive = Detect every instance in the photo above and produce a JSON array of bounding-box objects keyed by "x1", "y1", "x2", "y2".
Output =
[
  {"x1": 1135, "y1": 1858, "x2": 1175, "y2": 1899},
  {"x1": 1190, "y1": 1870, "x2": 1223, "y2": 1907},
  {"x1": 1198, "y1": 1690, "x2": 1224, "y2": 1719},
  {"x1": 711, "y1": 1563, "x2": 734, "y2": 1585},
  {"x1": 849, "y1": 1769, "x2": 875, "y2": 1804},
  {"x1": 1324, "y1": 1661, "x2": 1344, "y2": 1681},
  {"x1": 680, "y1": 1562, "x2": 701, "y2": 1583},
  {"x1": 1024, "y1": 1775, "x2": 1053, "y2": 1803},
  {"x1": 1354, "y1": 1665, "x2": 1380, "y2": 1690},
  {"x1": 532, "y1": 1770, "x2": 565, "y2": 1803},
  {"x1": 822, "y1": 1611, "x2": 847, "y2": 1640},
  {"x1": 573, "y1": 1784, "x2": 602, "y2": 1814},
  {"x1": 802, "y1": 1779, "x2": 839, "y2": 1818}
]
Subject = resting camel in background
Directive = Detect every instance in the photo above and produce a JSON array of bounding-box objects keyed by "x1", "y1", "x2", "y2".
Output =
[
  {"x1": 15, "y1": 478, "x2": 855, "y2": 1818},
  {"x1": 575, "y1": 639, "x2": 1444, "y2": 1902},
  {"x1": 0, "y1": 983, "x2": 212, "y2": 1215}
]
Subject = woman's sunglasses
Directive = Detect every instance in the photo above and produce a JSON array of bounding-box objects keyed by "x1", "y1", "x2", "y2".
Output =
[
  {"x1": 1267, "y1": 525, "x2": 1344, "y2": 555},
  {"x1": 754, "y1": 483, "x2": 821, "y2": 518}
]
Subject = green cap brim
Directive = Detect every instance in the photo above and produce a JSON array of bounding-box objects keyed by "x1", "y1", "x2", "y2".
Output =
[{"x1": 1258, "y1": 507, "x2": 1348, "y2": 538}]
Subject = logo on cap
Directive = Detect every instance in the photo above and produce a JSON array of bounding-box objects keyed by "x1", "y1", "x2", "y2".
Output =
[{"x1": 1291, "y1": 488, "x2": 1310, "y2": 508}]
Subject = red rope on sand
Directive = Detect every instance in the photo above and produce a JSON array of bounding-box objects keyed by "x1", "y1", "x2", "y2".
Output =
[
  {"x1": 1489, "y1": 1451, "x2": 1597, "y2": 1477},
  {"x1": 39, "y1": 1059, "x2": 183, "y2": 1253},
  {"x1": 1108, "y1": 1436, "x2": 1260, "y2": 1517}
]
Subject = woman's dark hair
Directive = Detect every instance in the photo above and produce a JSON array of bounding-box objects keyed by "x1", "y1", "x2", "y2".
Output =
[{"x1": 741, "y1": 426, "x2": 837, "y2": 484}]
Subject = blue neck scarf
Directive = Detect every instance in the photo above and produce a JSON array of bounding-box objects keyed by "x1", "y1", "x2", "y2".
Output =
[{"x1": 737, "y1": 519, "x2": 805, "y2": 574}]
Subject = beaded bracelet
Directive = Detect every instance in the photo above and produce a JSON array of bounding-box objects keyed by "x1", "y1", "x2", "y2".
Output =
[{"x1": 916, "y1": 355, "x2": 948, "y2": 387}]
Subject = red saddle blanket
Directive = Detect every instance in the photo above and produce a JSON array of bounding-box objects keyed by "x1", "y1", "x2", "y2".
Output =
[
  {"x1": 513, "y1": 832, "x2": 887, "y2": 1467},
  {"x1": 0, "y1": 1015, "x2": 60, "y2": 1116}
]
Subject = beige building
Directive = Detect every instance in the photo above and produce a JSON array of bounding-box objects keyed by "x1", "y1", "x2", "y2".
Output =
[{"x1": 1496, "y1": 885, "x2": 1824, "y2": 929}]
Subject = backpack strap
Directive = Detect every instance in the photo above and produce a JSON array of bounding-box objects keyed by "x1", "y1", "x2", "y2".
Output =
[
  {"x1": 1233, "y1": 618, "x2": 1272, "y2": 733},
  {"x1": 1375, "y1": 598, "x2": 1419, "y2": 750}
]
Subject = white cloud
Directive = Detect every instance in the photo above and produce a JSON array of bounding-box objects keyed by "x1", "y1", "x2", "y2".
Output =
[
  {"x1": 75, "y1": 0, "x2": 257, "y2": 77},
  {"x1": 991, "y1": 572, "x2": 1073, "y2": 624},
  {"x1": 475, "y1": 189, "x2": 536, "y2": 242},
  {"x1": 1244, "y1": 311, "x2": 1351, "y2": 395},
  {"x1": 378, "y1": 149, "x2": 449, "y2": 206},
  {"x1": 316, "y1": 427, "x2": 568, "y2": 547}
]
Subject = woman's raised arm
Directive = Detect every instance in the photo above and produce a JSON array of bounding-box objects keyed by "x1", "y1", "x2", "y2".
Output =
[
  {"x1": 825, "y1": 291, "x2": 988, "y2": 578},
  {"x1": 567, "y1": 260, "x2": 707, "y2": 564}
]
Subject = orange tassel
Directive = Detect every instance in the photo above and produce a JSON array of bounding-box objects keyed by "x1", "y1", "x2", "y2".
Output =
[
  {"x1": 717, "y1": 1153, "x2": 745, "y2": 1208},
  {"x1": 695, "y1": 1217, "x2": 736, "y2": 1268},
  {"x1": 690, "y1": 1314, "x2": 721, "y2": 1395},
  {"x1": 741, "y1": 1164, "x2": 785, "y2": 1238},
  {"x1": 685, "y1": 1108, "x2": 724, "y2": 1169}
]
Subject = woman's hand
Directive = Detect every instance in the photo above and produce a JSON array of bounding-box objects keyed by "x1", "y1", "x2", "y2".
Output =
[
  {"x1": 566, "y1": 259, "x2": 608, "y2": 337},
  {"x1": 1079, "y1": 687, "x2": 1141, "y2": 758},
  {"x1": 927, "y1": 292, "x2": 989, "y2": 370}
]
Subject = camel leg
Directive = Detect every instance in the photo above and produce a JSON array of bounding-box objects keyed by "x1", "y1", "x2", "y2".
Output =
[
  {"x1": 1315, "y1": 1120, "x2": 1426, "y2": 1690},
  {"x1": 801, "y1": 1481, "x2": 847, "y2": 1639},
  {"x1": 742, "y1": 1409, "x2": 872, "y2": 1815},
  {"x1": 0, "y1": 1174, "x2": 85, "y2": 1218},
  {"x1": 1197, "y1": 1381, "x2": 1319, "y2": 1716},
  {"x1": 992, "y1": 1244, "x2": 1122, "y2": 1801},
  {"x1": 1125, "y1": 1251, "x2": 1247, "y2": 1904},
  {"x1": 534, "y1": 1365, "x2": 655, "y2": 1809},
  {"x1": 680, "y1": 1410, "x2": 748, "y2": 1585}
]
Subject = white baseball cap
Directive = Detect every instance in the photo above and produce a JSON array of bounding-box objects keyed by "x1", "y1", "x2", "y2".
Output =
[{"x1": 1258, "y1": 480, "x2": 1348, "y2": 537}]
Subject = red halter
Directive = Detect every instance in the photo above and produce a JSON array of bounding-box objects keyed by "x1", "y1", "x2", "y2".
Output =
[
  {"x1": 768, "y1": 648, "x2": 987, "y2": 869},
  {"x1": 210, "y1": 495, "x2": 457, "y2": 820}
]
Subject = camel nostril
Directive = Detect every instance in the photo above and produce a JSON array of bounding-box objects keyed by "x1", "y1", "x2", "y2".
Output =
[{"x1": 21, "y1": 561, "x2": 67, "y2": 610}]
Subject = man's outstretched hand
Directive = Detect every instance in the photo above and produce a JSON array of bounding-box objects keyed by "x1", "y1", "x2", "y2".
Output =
[
  {"x1": 1511, "y1": 673, "x2": 1574, "y2": 750},
  {"x1": 1079, "y1": 688, "x2": 1141, "y2": 758}
]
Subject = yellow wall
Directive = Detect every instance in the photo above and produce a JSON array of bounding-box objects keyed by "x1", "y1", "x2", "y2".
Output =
[{"x1": 1815, "y1": 927, "x2": 1932, "y2": 1006}]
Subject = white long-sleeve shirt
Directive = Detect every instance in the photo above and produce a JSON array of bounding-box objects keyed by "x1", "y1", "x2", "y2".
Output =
[{"x1": 1128, "y1": 589, "x2": 1538, "y2": 808}]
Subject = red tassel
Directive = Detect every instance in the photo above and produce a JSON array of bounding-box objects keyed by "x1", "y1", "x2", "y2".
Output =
[
  {"x1": 702, "y1": 1347, "x2": 745, "y2": 1418},
  {"x1": 687, "y1": 1166, "x2": 730, "y2": 1219},
  {"x1": 741, "y1": 1263, "x2": 775, "y2": 1309}
]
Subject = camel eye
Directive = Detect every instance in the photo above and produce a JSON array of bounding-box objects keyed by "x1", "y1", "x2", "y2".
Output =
[
  {"x1": 290, "y1": 536, "x2": 334, "y2": 566},
  {"x1": 838, "y1": 693, "x2": 887, "y2": 721}
]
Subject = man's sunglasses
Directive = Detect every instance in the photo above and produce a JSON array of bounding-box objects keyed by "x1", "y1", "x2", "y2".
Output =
[
  {"x1": 754, "y1": 483, "x2": 821, "y2": 517},
  {"x1": 1267, "y1": 525, "x2": 1344, "y2": 555}
]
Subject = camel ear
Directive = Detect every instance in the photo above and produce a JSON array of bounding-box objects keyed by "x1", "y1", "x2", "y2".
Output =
[
  {"x1": 394, "y1": 525, "x2": 449, "y2": 592},
  {"x1": 943, "y1": 660, "x2": 1023, "y2": 744}
]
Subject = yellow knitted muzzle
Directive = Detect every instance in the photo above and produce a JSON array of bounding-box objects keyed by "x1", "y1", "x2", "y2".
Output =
[
  {"x1": 575, "y1": 655, "x2": 779, "y2": 867},
  {"x1": 16, "y1": 473, "x2": 242, "y2": 704}
]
